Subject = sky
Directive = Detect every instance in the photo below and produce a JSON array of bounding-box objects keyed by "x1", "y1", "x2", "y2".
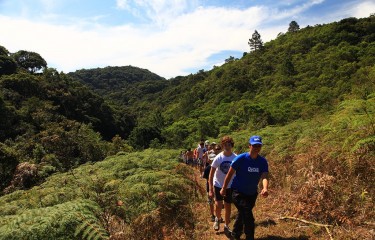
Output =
[{"x1": 0, "y1": 0, "x2": 374, "y2": 78}]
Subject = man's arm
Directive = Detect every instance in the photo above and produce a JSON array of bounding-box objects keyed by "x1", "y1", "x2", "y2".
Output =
[
  {"x1": 208, "y1": 167, "x2": 216, "y2": 197},
  {"x1": 260, "y1": 172, "x2": 269, "y2": 197},
  {"x1": 220, "y1": 167, "x2": 235, "y2": 196}
]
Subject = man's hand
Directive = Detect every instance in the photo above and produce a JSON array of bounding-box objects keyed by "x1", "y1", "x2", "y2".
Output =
[
  {"x1": 220, "y1": 188, "x2": 226, "y2": 197},
  {"x1": 260, "y1": 188, "x2": 268, "y2": 198},
  {"x1": 209, "y1": 189, "x2": 214, "y2": 198}
]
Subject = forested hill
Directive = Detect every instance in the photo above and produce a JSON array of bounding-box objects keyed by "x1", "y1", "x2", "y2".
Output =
[
  {"x1": 111, "y1": 16, "x2": 375, "y2": 149},
  {"x1": 69, "y1": 66, "x2": 167, "y2": 105},
  {"x1": 1, "y1": 16, "x2": 374, "y2": 189},
  {"x1": 0, "y1": 15, "x2": 374, "y2": 239}
]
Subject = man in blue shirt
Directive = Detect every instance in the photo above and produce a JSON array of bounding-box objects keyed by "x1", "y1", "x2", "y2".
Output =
[{"x1": 220, "y1": 135, "x2": 269, "y2": 240}]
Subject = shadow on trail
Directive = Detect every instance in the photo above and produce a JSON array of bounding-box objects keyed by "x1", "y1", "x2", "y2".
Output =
[
  {"x1": 257, "y1": 236, "x2": 309, "y2": 240},
  {"x1": 256, "y1": 219, "x2": 277, "y2": 227}
]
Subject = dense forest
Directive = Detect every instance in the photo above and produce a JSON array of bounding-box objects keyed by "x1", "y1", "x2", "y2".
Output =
[{"x1": 0, "y1": 15, "x2": 374, "y2": 239}]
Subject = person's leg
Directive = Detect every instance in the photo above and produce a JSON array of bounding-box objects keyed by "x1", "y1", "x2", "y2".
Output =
[
  {"x1": 209, "y1": 198, "x2": 215, "y2": 216},
  {"x1": 199, "y1": 162, "x2": 203, "y2": 176},
  {"x1": 243, "y1": 194, "x2": 258, "y2": 240},
  {"x1": 224, "y1": 202, "x2": 231, "y2": 225},
  {"x1": 231, "y1": 190, "x2": 245, "y2": 239},
  {"x1": 215, "y1": 200, "x2": 223, "y2": 220},
  {"x1": 207, "y1": 193, "x2": 215, "y2": 221},
  {"x1": 223, "y1": 188, "x2": 232, "y2": 226},
  {"x1": 214, "y1": 186, "x2": 224, "y2": 231}
]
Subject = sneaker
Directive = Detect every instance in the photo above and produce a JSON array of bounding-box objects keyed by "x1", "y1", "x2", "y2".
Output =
[
  {"x1": 224, "y1": 225, "x2": 232, "y2": 239},
  {"x1": 230, "y1": 233, "x2": 241, "y2": 240},
  {"x1": 213, "y1": 217, "x2": 220, "y2": 231},
  {"x1": 211, "y1": 215, "x2": 216, "y2": 222}
]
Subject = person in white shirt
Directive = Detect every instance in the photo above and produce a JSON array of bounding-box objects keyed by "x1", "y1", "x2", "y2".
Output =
[
  {"x1": 196, "y1": 141, "x2": 206, "y2": 175},
  {"x1": 209, "y1": 136, "x2": 237, "y2": 235}
]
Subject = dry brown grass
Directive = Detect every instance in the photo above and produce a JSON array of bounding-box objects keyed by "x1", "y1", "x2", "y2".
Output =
[
  {"x1": 191, "y1": 164, "x2": 375, "y2": 240},
  {"x1": 108, "y1": 160, "x2": 374, "y2": 240}
]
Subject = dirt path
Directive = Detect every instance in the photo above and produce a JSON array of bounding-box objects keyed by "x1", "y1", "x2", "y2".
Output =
[{"x1": 190, "y1": 167, "x2": 327, "y2": 240}]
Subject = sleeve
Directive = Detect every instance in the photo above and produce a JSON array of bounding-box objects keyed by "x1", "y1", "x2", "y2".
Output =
[
  {"x1": 211, "y1": 155, "x2": 220, "y2": 168},
  {"x1": 230, "y1": 154, "x2": 242, "y2": 171},
  {"x1": 262, "y1": 158, "x2": 269, "y2": 173}
]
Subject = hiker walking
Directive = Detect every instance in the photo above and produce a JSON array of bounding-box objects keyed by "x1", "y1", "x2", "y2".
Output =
[
  {"x1": 196, "y1": 141, "x2": 206, "y2": 174},
  {"x1": 203, "y1": 142, "x2": 217, "y2": 167},
  {"x1": 209, "y1": 136, "x2": 237, "y2": 235},
  {"x1": 203, "y1": 144, "x2": 222, "y2": 222},
  {"x1": 185, "y1": 148, "x2": 194, "y2": 166},
  {"x1": 220, "y1": 135, "x2": 269, "y2": 240}
]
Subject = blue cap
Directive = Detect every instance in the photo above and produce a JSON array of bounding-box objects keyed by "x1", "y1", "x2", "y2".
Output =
[{"x1": 249, "y1": 135, "x2": 262, "y2": 145}]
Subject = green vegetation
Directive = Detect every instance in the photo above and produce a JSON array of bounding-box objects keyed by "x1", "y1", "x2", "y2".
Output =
[
  {"x1": 0, "y1": 15, "x2": 374, "y2": 239},
  {"x1": 69, "y1": 66, "x2": 167, "y2": 106},
  {"x1": 0, "y1": 149, "x2": 195, "y2": 239},
  {"x1": 125, "y1": 16, "x2": 374, "y2": 150},
  {"x1": 0, "y1": 66, "x2": 135, "y2": 193}
]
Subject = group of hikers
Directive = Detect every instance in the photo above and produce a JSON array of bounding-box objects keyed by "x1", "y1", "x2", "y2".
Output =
[{"x1": 181, "y1": 135, "x2": 269, "y2": 240}]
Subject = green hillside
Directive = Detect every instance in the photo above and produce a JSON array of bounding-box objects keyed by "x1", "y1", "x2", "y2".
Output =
[
  {"x1": 69, "y1": 66, "x2": 167, "y2": 106},
  {"x1": 0, "y1": 15, "x2": 374, "y2": 239},
  {"x1": 0, "y1": 149, "x2": 196, "y2": 240},
  {"x1": 128, "y1": 16, "x2": 375, "y2": 148}
]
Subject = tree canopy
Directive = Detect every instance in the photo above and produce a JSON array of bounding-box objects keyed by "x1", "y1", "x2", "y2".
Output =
[
  {"x1": 288, "y1": 20, "x2": 300, "y2": 32},
  {"x1": 12, "y1": 50, "x2": 47, "y2": 73},
  {"x1": 248, "y1": 30, "x2": 264, "y2": 51}
]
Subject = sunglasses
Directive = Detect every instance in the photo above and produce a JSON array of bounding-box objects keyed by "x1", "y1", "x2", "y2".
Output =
[{"x1": 251, "y1": 144, "x2": 262, "y2": 148}]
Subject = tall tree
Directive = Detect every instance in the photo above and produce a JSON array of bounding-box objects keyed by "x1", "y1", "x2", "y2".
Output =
[
  {"x1": 248, "y1": 30, "x2": 263, "y2": 51},
  {"x1": 0, "y1": 55, "x2": 17, "y2": 75},
  {"x1": 12, "y1": 50, "x2": 47, "y2": 73},
  {"x1": 0, "y1": 45, "x2": 10, "y2": 56},
  {"x1": 288, "y1": 21, "x2": 300, "y2": 33}
]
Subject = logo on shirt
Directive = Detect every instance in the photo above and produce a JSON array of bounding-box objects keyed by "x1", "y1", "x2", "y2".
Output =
[
  {"x1": 248, "y1": 167, "x2": 259, "y2": 172},
  {"x1": 220, "y1": 161, "x2": 232, "y2": 174}
]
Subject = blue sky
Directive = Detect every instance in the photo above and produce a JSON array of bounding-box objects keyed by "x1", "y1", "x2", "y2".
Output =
[{"x1": 0, "y1": 0, "x2": 374, "y2": 78}]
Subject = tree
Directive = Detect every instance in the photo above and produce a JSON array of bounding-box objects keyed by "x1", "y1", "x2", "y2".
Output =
[
  {"x1": 0, "y1": 45, "x2": 10, "y2": 56},
  {"x1": 288, "y1": 21, "x2": 300, "y2": 33},
  {"x1": 0, "y1": 55, "x2": 18, "y2": 75},
  {"x1": 225, "y1": 56, "x2": 235, "y2": 63},
  {"x1": 12, "y1": 50, "x2": 47, "y2": 73},
  {"x1": 0, "y1": 143, "x2": 19, "y2": 191},
  {"x1": 281, "y1": 57, "x2": 296, "y2": 76},
  {"x1": 248, "y1": 30, "x2": 263, "y2": 51}
]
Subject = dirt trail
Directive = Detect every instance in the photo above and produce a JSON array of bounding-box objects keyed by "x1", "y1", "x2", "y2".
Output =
[{"x1": 190, "y1": 168, "x2": 326, "y2": 240}]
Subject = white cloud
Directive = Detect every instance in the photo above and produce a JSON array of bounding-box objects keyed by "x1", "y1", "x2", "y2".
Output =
[
  {"x1": 0, "y1": 5, "x2": 272, "y2": 78},
  {"x1": 116, "y1": 0, "x2": 129, "y2": 10},
  {"x1": 348, "y1": 1, "x2": 375, "y2": 18},
  {"x1": 268, "y1": 0, "x2": 324, "y2": 20},
  {"x1": 39, "y1": 0, "x2": 57, "y2": 11},
  {"x1": 120, "y1": 0, "x2": 200, "y2": 27},
  {"x1": 2, "y1": 0, "x2": 361, "y2": 78}
]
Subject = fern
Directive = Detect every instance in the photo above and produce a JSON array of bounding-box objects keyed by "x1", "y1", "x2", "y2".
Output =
[
  {"x1": 0, "y1": 149, "x2": 193, "y2": 239},
  {"x1": 0, "y1": 200, "x2": 107, "y2": 240},
  {"x1": 74, "y1": 207, "x2": 109, "y2": 240}
]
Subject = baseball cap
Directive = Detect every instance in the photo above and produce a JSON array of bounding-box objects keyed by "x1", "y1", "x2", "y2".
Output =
[
  {"x1": 204, "y1": 140, "x2": 210, "y2": 145},
  {"x1": 249, "y1": 135, "x2": 262, "y2": 145}
]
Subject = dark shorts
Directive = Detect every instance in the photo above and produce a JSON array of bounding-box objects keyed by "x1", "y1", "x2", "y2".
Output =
[
  {"x1": 214, "y1": 186, "x2": 232, "y2": 203},
  {"x1": 197, "y1": 158, "x2": 204, "y2": 166}
]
